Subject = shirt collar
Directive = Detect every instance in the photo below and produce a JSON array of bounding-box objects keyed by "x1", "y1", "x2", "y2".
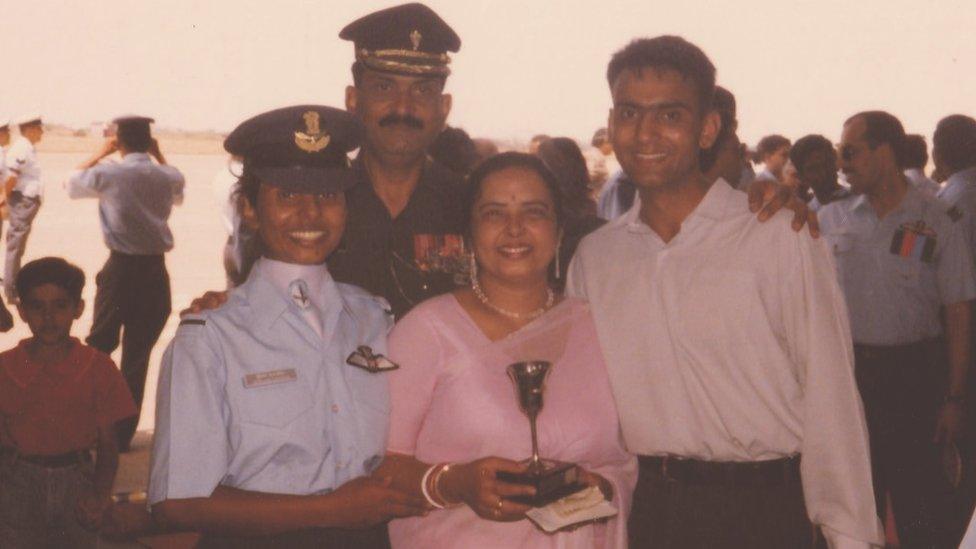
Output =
[
  {"x1": 947, "y1": 166, "x2": 976, "y2": 189},
  {"x1": 245, "y1": 258, "x2": 338, "y2": 332},
  {"x1": 623, "y1": 179, "x2": 732, "y2": 233},
  {"x1": 121, "y1": 152, "x2": 152, "y2": 164},
  {"x1": 848, "y1": 182, "x2": 924, "y2": 216}
]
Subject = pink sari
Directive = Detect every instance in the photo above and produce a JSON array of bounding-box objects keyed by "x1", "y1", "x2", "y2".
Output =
[{"x1": 387, "y1": 294, "x2": 636, "y2": 549}]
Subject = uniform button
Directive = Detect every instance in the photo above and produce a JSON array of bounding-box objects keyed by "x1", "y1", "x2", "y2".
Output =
[{"x1": 331, "y1": 404, "x2": 339, "y2": 413}]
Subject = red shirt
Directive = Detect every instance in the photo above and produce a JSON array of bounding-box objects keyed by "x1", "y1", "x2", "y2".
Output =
[{"x1": 0, "y1": 338, "x2": 137, "y2": 455}]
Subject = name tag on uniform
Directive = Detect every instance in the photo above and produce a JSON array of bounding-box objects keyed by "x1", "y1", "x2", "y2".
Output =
[{"x1": 243, "y1": 369, "x2": 298, "y2": 389}]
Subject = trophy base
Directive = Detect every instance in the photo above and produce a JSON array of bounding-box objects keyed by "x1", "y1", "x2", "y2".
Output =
[{"x1": 497, "y1": 459, "x2": 585, "y2": 507}]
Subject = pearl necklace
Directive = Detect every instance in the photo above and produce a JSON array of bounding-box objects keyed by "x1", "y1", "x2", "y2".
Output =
[{"x1": 470, "y1": 275, "x2": 554, "y2": 320}]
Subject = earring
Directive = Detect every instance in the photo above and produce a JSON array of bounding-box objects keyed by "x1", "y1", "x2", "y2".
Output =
[
  {"x1": 468, "y1": 252, "x2": 478, "y2": 282},
  {"x1": 554, "y1": 244, "x2": 561, "y2": 281}
]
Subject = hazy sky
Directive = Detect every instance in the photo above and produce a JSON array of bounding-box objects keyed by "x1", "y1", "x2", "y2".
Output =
[{"x1": 3, "y1": 0, "x2": 973, "y2": 146}]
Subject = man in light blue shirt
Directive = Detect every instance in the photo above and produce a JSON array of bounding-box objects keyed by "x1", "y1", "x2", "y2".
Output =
[
  {"x1": 934, "y1": 115, "x2": 976, "y2": 261},
  {"x1": 819, "y1": 111, "x2": 975, "y2": 547},
  {"x1": 66, "y1": 115, "x2": 184, "y2": 450}
]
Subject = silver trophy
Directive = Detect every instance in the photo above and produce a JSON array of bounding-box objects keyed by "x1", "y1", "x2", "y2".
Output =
[{"x1": 497, "y1": 361, "x2": 582, "y2": 506}]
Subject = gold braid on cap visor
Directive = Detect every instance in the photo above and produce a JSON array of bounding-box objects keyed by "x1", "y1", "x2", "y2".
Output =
[{"x1": 357, "y1": 48, "x2": 451, "y2": 76}]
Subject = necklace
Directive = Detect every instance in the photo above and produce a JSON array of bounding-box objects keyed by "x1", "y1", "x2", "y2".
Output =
[{"x1": 470, "y1": 275, "x2": 554, "y2": 320}]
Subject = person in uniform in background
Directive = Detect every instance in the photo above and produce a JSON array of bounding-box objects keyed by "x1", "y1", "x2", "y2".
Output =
[
  {"x1": 65, "y1": 115, "x2": 184, "y2": 451},
  {"x1": 569, "y1": 36, "x2": 882, "y2": 548},
  {"x1": 149, "y1": 105, "x2": 426, "y2": 548},
  {"x1": 753, "y1": 133, "x2": 791, "y2": 183},
  {"x1": 934, "y1": 115, "x2": 976, "y2": 254},
  {"x1": 212, "y1": 154, "x2": 260, "y2": 287},
  {"x1": 3, "y1": 114, "x2": 44, "y2": 304},
  {"x1": 586, "y1": 127, "x2": 621, "y2": 200},
  {"x1": 903, "y1": 134, "x2": 941, "y2": 196},
  {"x1": 329, "y1": 2, "x2": 466, "y2": 319},
  {"x1": 0, "y1": 118, "x2": 11, "y2": 330},
  {"x1": 819, "y1": 111, "x2": 976, "y2": 548},
  {"x1": 790, "y1": 134, "x2": 849, "y2": 212}
]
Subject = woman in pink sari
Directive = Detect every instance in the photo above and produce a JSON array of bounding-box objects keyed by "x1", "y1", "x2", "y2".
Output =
[{"x1": 379, "y1": 153, "x2": 636, "y2": 548}]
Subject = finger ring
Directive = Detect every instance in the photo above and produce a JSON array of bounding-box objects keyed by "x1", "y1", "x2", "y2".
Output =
[
  {"x1": 496, "y1": 499, "x2": 503, "y2": 509},
  {"x1": 481, "y1": 469, "x2": 489, "y2": 478}
]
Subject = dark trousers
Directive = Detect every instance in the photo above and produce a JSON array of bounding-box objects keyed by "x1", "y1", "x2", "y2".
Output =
[
  {"x1": 196, "y1": 523, "x2": 390, "y2": 549},
  {"x1": 86, "y1": 251, "x2": 171, "y2": 449},
  {"x1": 628, "y1": 456, "x2": 813, "y2": 549},
  {"x1": 854, "y1": 340, "x2": 957, "y2": 548}
]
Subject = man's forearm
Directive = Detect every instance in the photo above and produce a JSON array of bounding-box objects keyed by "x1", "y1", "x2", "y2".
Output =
[
  {"x1": 92, "y1": 442, "x2": 119, "y2": 498},
  {"x1": 151, "y1": 486, "x2": 330, "y2": 537},
  {"x1": 944, "y1": 301, "x2": 971, "y2": 397}
]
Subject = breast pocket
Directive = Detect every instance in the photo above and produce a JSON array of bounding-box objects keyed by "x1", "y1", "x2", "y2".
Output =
[
  {"x1": 890, "y1": 256, "x2": 921, "y2": 286},
  {"x1": 235, "y1": 376, "x2": 314, "y2": 429}
]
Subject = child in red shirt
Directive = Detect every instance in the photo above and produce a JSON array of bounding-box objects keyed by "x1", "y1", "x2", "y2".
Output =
[{"x1": 0, "y1": 257, "x2": 136, "y2": 548}]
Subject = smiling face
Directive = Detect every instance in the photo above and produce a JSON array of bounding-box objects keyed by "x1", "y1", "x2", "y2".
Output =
[
  {"x1": 17, "y1": 283, "x2": 83, "y2": 347},
  {"x1": 609, "y1": 67, "x2": 719, "y2": 191},
  {"x1": 243, "y1": 183, "x2": 347, "y2": 265},
  {"x1": 346, "y1": 68, "x2": 451, "y2": 164},
  {"x1": 471, "y1": 166, "x2": 560, "y2": 287},
  {"x1": 798, "y1": 148, "x2": 839, "y2": 195}
]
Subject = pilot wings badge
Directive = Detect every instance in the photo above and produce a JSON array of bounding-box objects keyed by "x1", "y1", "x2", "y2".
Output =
[
  {"x1": 346, "y1": 345, "x2": 399, "y2": 373},
  {"x1": 294, "y1": 110, "x2": 330, "y2": 153}
]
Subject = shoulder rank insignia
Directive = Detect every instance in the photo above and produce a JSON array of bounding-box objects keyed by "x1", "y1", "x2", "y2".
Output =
[
  {"x1": 179, "y1": 318, "x2": 206, "y2": 327},
  {"x1": 347, "y1": 345, "x2": 399, "y2": 373},
  {"x1": 294, "y1": 110, "x2": 330, "y2": 153},
  {"x1": 948, "y1": 206, "x2": 963, "y2": 222}
]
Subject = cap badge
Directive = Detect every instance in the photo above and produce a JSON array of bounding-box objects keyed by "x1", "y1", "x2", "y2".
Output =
[
  {"x1": 410, "y1": 29, "x2": 422, "y2": 51},
  {"x1": 294, "y1": 110, "x2": 330, "y2": 153}
]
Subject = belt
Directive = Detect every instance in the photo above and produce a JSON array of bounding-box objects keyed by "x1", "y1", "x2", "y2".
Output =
[
  {"x1": 0, "y1": 446, "x2": 91, "y2": 468},
  {"x1": 638, "y1": 454, "x2": 801, "y2": 486},
  {"x1": 853, "y1": 338, "x2": 940, "y2": 361}
]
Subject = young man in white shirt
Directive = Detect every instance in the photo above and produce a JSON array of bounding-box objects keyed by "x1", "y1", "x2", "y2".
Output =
[{"x1": 567, "y1": 36, "x2": 883, "y2": 548}]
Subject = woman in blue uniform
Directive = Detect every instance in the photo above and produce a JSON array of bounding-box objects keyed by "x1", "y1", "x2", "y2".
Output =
[{"x1": 147, "y1": 105, "x2": 427, "y2": 548}]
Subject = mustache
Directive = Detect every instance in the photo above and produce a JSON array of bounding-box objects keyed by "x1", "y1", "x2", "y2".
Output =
[{"x1": 378, "y1": 114, "x2": 424, "y2": 129}]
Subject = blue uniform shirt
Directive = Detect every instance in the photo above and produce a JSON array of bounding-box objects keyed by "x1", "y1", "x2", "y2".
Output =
[
  {"x1": 148, "y1": 258, "x2": 393, "y2": 504},
  {"x1": 66, "y1": 152, "x2": 184, "y2": 255},
  {"x1": 819, "y1": 185, "x2": 976, "y2": 346}
]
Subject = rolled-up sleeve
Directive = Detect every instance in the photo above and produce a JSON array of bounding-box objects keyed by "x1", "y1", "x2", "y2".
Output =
[
  {"x1": 148, "y1": 319, "x2": 229, "y2": 505},
  {"x1": 781, "y1": 232, "x2": 884, "y2": 547}
]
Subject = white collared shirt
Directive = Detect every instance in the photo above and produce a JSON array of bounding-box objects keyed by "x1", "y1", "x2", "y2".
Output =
[
  {"x1": 904, "y1": 168, "x2": 941, "y2": 196},
  {"x1": 5, "y1": 136, "x2": 41, "y2": 197},
  {"x1": 568, "y1": 180, "x2": 883, "y2": 547}
]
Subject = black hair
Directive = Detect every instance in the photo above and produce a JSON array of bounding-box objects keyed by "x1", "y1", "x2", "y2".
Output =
[
  {"x1": 536, "y1": 137, "x2": 592, "y2": 219},
  {"x1": 755, "y1": 134, "x2": 791, "y2": 163},
  {"x1": 591, "y1": 128, "x2": 609, "y2": 148},
  {"x1": 606, "y1": 36, "x2": 716, "y2": 113},
  {"x1": 430, "y1": 126, "x2": 480, "y2": 176},
  {"x1": 901, "y1": 134, "x2": 929, "y2": 170},
  {"x1": 16, "y1": 257, "x2": 85, "y2": 303},
  {"x1": 117, "y1": 123, "x2": 152, "y2": 153},
  {"x1": 844, "y1": 111, "x2": 907, "y2": 168},
  {"x1": 462, "y1": 152, "x2": 565, "y2": 235},
  {"x1": 790, "y1": 134, "x2": 835, "y2": 168},
  {"x1": 933, "y1": 115, "x2": 976, "y2": 173},
  {"x1": 700, "y1": 86, "x2": 737, "y2": 171}
]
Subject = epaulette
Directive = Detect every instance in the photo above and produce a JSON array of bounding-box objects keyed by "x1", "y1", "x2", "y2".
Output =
[
  {"x1": 179, "y1": 318, "x2": 206, "y2": 327},
  {"x1": 947, "y1": 206, "x2": 964, "y2": 222}
]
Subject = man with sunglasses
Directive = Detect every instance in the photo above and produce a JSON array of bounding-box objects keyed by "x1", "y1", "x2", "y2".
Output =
[{"x1": 819, "y1": 111, "x2": 975, "y2": 547}]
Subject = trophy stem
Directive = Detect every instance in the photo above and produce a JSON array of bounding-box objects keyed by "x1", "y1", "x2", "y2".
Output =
[{"x1": 529, "y1": 416, "x2": 542, "y2": 472}]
